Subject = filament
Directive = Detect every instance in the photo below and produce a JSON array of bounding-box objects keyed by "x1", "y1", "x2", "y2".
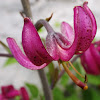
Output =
[
  {"x1": 61, "y1": 61, "x2": 88, "y2": 90},
  {"x1": 67, "y1": 61, "x2": 85, "y2": 79},
  {"x1": 58, "y1": 60, "x2": 62, "y2": 71}
]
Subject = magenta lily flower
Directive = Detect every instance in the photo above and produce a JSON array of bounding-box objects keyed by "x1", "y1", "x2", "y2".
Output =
[
  {"x1": 7, "y1": 2, "x2": 97, "y2": 70},
  {"x1": 7, "y1": 17, "x2": 76, "y2": 70},
  {"x1": 6, "y1": 2, "x2": 97, "y2": 90},
  {"x1": 74, "y1": 2, "x2": 97, "y2": 54},
  {"x1": 0, "y1": 85, "x2": 29, "y2": 100},
  {"x1": 81, "y1": 41, "x2": 100, "y2": 75},
  {"x1": 7, "y1": 18, "x2": 88, "y2": 90},
  {"x1": 20, "y1": 87, "x2": 30, "y2": 100},
  {"x1": 1, "y1": 85, "x2": 20, "y2": 99}
]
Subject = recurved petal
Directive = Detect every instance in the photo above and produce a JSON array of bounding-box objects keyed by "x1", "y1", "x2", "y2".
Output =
[
  {"x1": 61, "y1": 22, "x2": 74, "y2": 45},
  {"x1": 90, "y1": 44, "x2": 100, "y2": 68},
  {"x1": 1, "y1": 85, "x2": 20, "y2": 98},
  {"x1": 20, "y1": 87, "x2": 29, "y2": 100},
  {"x1": 74, "y1": 2, "x2": 97, "y2": 53},
  {"x1": 0, "y1": 95, "x2": 6, "y2": 100},
  {"x1": 83, "y1": 2, "x2": 97, "y2": 39},
  {"x1": 48, "y1": 22, "x2": 74, "y2": 51},
  {"x1": 2, "y1": 85, "x2": 14, "y2": 96},
  {"x1": 81, "y1": 47, "x2": 100, "y2": 75},
  {"x1": 5, "y1": 90, "x2": 20, "y2": 98},
  {"x1": 22, "y1": 18, "x2": 53, "y2": 66},
  {"x1": 7, "y1": 38, "x2": 49, "y2": 70}
]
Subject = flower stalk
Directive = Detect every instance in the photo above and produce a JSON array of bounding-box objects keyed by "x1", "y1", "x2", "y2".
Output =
[
  {"x1": 21, "y1": 0, "x2": 53, "y2": 100},
  {"x1": 21, "y1": 0, "x2": 32, "y2": 19}
]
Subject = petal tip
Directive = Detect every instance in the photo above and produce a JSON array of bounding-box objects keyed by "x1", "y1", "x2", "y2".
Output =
[
  {"x1": 83, "y1": 1, "x2": 88, "y2": 6},
  {"x1": 6, "y1": 37, "x2": 12, "y2": 42},
  {"x1": 24, "y1": 17, "x2": 30, "y2": 23}
]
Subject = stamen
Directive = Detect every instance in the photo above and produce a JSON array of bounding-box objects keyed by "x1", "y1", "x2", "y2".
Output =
[
  {"x1": 68, "y1": 61, "x2": 85, "y2": 79},
  {"x1": 58, "y1": 60, "x2": 62, "y2": 71},
  {"x1": 84, "y1": 74, "x2": 88, "y2": 83},
  {"x1": 61, "y1": 61, "x2": 88, "y2": 90},
  {"x1": 66, "y1": 62, "x2": 70, "y2": 68}
]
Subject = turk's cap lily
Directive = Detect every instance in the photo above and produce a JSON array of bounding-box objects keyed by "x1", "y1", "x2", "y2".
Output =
[
  {"x1": 74, "y1": 2, "x2": 97, "y2": 54},
  {"x1": 0, "y1": 85, "x2": 29, "y2": 100},
  {"x1": 81, "y1": 41, "x2": 100, "y2": 75},
  {"x1": 1, "y1": 85, "x2": 20, "y2": 99},
  {"x1": 7, "y1": 18, "x2": 88, "y2": 90},
  {"x1": 7, "y1": 1, "x2": 97, "y2": 70},
  {"x1": 7, "y1": 17, "x2": 76, "y2": 70},
  {"x1": 7, "y1": 18, "x2": 53, "y2": 70},
  {"x1": 6, "y1": 3, "x2": 90, "y2": 90}
]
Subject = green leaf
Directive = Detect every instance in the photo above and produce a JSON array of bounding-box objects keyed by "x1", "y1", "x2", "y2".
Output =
[
  {"x1": 64, "y1": 84, "x2": 79, "y2": 100},
  {"x1": 53, "y1": 86, "x2": 79, "y2": 100},
  {"x1": 87, "y1": 75, "x2": 100, "y2": 85},
  {"x1": 48, "y1": 62, "x2": 59, "y2": 88},
  {"x1": 48, "y1": 62, "x2": 55, "y2": 76},
  {"x1": 60, "y1": 73, "x2": 69, "y2": 87},
  {"x1": 53, "y1": 87, "x2": 65, "y2": 100},
  {"x1": 38, "y1": 28, "x2": 44, "y2": 34},
  {"x1": 25, "y1": 83, "x2": 39, "y2": 98},
  {"x1": 15, "y1": 96, "x2": 21, "y2": 100},
  {"x1": 30, "y1": 96, "x2": 34, "y2": 100},
  {"x1": 64, "y1": 93, "x2": 79, "y2": 100},
  {"x1": 54, "y1": 22, "x2": 60, "y2": 28},
  {"x1": 46, "y1": 62, "x2": 55, "y2": 84},
  {"x1": 82, "y1": 88, "x2": 100, "y2": 100},
  {"x1": 4, "y1": 58, "x2": 17, "y2": 67},
  {"x1": 73, "y1": 60, "x2": 86, "y2": 75},
  {"x1": 73, "y1": 60, "x2": 86, "y2": 82}
]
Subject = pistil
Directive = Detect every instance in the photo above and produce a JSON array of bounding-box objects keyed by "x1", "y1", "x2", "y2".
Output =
[{"x1": 60, "y1": 61, "x2": 88, "y2": 90}]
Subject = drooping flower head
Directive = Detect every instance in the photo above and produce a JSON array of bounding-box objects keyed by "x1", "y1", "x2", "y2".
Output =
[
  {"x1": 1, "y1": 85, "x2": 20, "y2": 99},
  {"x1": 6, "y1": 2, "x2": 97, "y2": 90},
  {"x1": 6, "y1": 18, "x2": 87, "y2": 90},
  {"x1": 81, "y1": 41, "x2": 100, "y2": 75},
  {"x1": 7, "y1": 17, "x2": 76, "y2": 70},
  {"x1": 0, "y1": 85, "x2": 29, "y2": 100}
]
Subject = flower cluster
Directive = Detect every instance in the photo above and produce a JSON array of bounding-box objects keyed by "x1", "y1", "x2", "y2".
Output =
[{"x1": 0, "y1": 85, "x2": 29, "y2": 100}]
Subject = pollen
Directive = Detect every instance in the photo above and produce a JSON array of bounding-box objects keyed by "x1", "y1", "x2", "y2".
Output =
[{"x1": 83, "y1": 85, "x2": 88, "y2": 90}]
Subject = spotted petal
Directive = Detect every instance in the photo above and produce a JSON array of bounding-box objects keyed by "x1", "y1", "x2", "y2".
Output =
[
  {"x1": 22, "y1": 18, "x2": 53, "y2": 66},
  {"x1": 74, "y1": 2, "x2": 97, "y2": 53}
]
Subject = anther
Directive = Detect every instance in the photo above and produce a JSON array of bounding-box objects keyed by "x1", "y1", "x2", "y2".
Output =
[
  {"x1": 84, "y1": 74, "x2": 88, "y2": 83},
  {"x1": 83, "y1": 85, "x2": 88, "y2": 90}
]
